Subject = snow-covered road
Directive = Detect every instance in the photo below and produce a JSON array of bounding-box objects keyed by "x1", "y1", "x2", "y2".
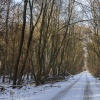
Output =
[
  {"x1": 1, "y1": 71, "x2": 100, "y2": 100},
  {"x1": 52, "y1": 71, "x2": 100, "y2": 100}
]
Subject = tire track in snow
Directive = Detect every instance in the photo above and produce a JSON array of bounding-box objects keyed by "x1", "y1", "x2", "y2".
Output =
[
  {"x1": 83, "y1": 72, "x2": 92, "y2": 100},
  {"x1": 52, "y1": 73, "x2": 83, "y2": 100}
]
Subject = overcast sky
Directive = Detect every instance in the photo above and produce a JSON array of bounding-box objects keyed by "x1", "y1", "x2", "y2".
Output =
[{"x1": 15, "y1": 0, "x2": 21, "y2": 2}]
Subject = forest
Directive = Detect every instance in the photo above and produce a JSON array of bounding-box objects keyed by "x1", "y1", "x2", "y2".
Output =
[{"x1": 0, "y1": 0, "x2": 100, "y2": 87}]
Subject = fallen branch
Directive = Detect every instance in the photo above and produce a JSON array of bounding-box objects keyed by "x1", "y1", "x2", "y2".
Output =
[
  {"x1": 0, "y1": 84, "x2": 26, "y2": 90},
  {"x1": 66, "y1": 71, "x2": 74, "y2": 79}
]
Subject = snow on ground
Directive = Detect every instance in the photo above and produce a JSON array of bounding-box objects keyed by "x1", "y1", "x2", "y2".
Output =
[
  {"x1": 0, "y1": 71, "x2": 100, "y2": 100},
  {"x1": 0, "y1": 73, "x2": 81, "y2": 100},
  {"x1": 87, "y1": 72, "x2": 100, "y2": 100},
  {"x1": 60, "y1": 72, "x2": 86, "y2": 100}
]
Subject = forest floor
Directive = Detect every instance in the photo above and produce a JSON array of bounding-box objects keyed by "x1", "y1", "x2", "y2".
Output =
[{"x1": 0, "y1": 71, "x2": 100, "y2": 100}]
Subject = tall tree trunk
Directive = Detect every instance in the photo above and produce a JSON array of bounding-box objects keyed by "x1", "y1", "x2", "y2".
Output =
[
  {"x1": 18, "y1": 0, "x2": 44, "y2": 84},
  {"x1": 13, "y1": 0, "x2": 27, "y2": 86},
  {"x1": 3, "y1": 0, "x2": 11, "y2": 82}
]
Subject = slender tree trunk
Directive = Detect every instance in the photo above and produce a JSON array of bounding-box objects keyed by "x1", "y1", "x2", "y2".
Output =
[{"x1": 13, "y1": 0, "x2": 27, "y2": 86}]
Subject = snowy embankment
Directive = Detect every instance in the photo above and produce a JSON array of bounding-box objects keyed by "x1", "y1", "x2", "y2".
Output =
[
  {"x1": 0, "y1": 71, "x2": 100, "y2": 100},
  {"x1": 0, "y1": 73, "x2": 81, "y2": 100}
]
